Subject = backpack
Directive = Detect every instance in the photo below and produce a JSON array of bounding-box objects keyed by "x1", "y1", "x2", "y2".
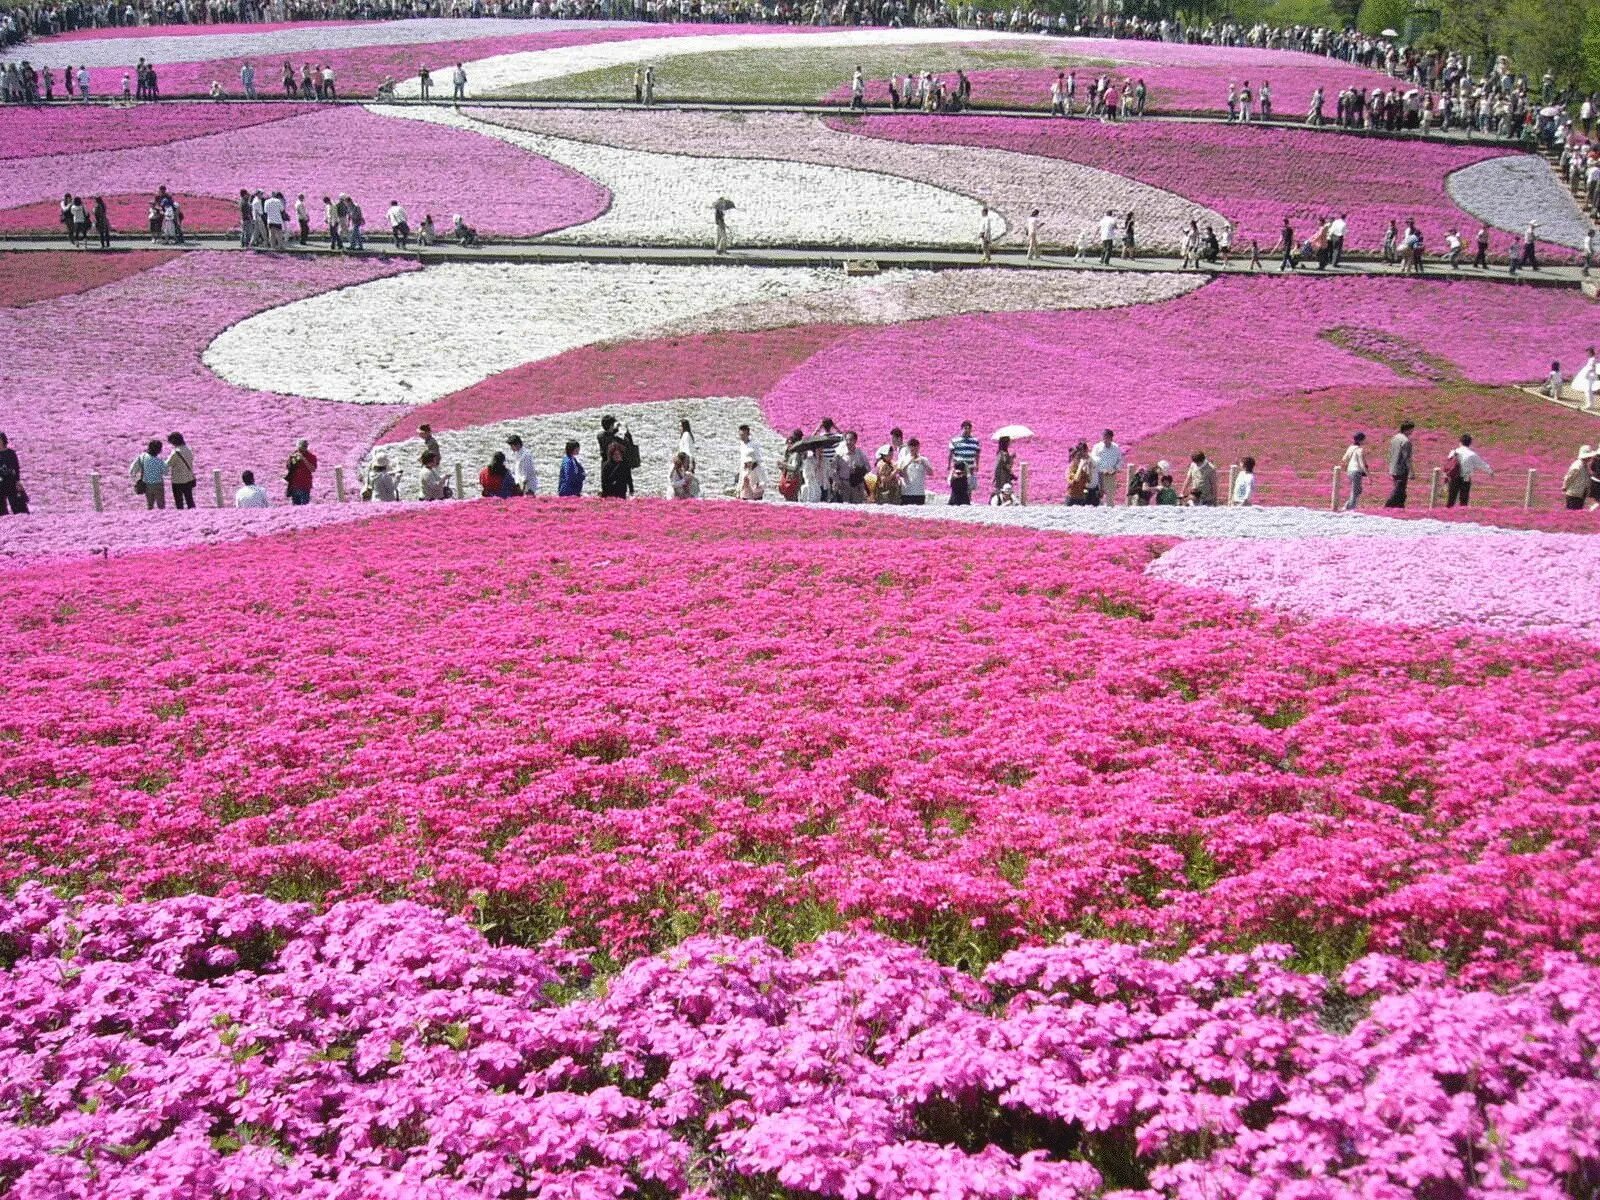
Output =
[
  {"x1": 622, "y1": 433, "x2": 640, "y2": 471},
  {"x1": 1443, "y1": 453, "x2": 1461, "y2": 480}
]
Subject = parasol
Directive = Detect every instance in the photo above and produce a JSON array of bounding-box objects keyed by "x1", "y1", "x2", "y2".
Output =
[
  {"x1": 991, "y1": 424, "x2": 1034, "y2": 441},
  {"x1": 793, "y1": 433, "x2": 843, "y2": 454}
]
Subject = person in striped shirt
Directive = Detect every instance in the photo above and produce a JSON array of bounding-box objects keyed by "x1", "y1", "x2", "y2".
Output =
[{"x1": 947, "y1": 421, "x2": 981, "y2": 485}]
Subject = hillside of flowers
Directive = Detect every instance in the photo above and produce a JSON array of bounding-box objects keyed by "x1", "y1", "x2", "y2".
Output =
[
  {"x1": 4, "y1": 19, "x2": 1600, "y2": 1197},
  {"x1": 4, "y1": 499, "x2": 1600, "y2": 1196}
]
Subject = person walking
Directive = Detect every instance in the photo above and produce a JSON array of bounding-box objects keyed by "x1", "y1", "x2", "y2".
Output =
[
  {"x1": 947, "y1": 420, "x2": 981, "y2": 484},
  {"x1": 1278, "y1": 216, "x2": 1297, "y2": 271},
  {"x1": 388, "y1": 200, "x2": 410, "y2": 251},
  {"x1": 898, "y1": 438, "x2": 931, "y2": 505},
  {"x1": 1098, "y1": 209, "x2": 1118, "y2": 266},
  {"x1": 1122, "y1": 210, "x2": 1136, "y2": 261},
  {"x1": 1089, "y1": 429, "x2": 1123, "y2": 505},
  {"x1": 419, "y1": 450, "x2": 451, "y2": 500},
  {"x1": 713, "y1": 197, "x2": 733, "y2": 255},
  {"x1": 1340, "y1": 432, "x2": 1369, "y2": 510},
  {"x1": 418, "y1": 64, "x2": 432, "y2": 101},
  {"x1": 323, "y1": 196, "x2": 341, "y2": 251},
  {"x1": 991, "y1": 434, "x2": 1016, "y2": 502},
  {"x1": 452, "y1": 62, "x2": 467, "y2": 102},
  {"x1": 506, "y1": 434, "x2": 538, "y2": 496},
  {"x1": 1384, "y1": 421, "x2": 1415, "y2": 508},
  {"x1": 480, "y1": 451, "x2": 519, "y2": 498},
  {"x1": 294, "y1": 193, "x2": 309, "y2": 246},
  {"x1": 1025, "y1": 208, "x2": 1041, "y2": 260},
  {"x1": 1510, "y1": 220, "x2": 1539, "y2": 273},
  {"x1": 166, "y1": 432, "x2": 196, "y2": 509},
  {"x1": 1473, "y1": 225, "x2": 1490, "y2": 269},
  {"x1": 1563, "y1": 446, "x2": 1594, "y2": 510},
  {"x1": 131, "y1": 439, "x2": 169, "y2": 510},
  {"x1": 0, "y1": 432, "x2": 26, "y2": 515},
  {"x1": 92, "y1": 196, "x2": 110, "y2": 249},
  {"x1": 1444, "y1": 434, "x2": 1491, "y2": 507},
  {"x1": 980, "y1": 205, "x2": 996, "y2": 263},
  {"x1": 284, "y1": 439, "x2": 317, "y2": 505}
]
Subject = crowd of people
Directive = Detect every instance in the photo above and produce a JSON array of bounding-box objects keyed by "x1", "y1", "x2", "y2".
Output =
[{"x1": 7, "y1": 384, "x2": 1600, "y2": 519}]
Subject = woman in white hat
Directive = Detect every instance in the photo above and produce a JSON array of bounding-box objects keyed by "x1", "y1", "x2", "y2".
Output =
[{"x1": 366, "y1": 454, "x2": 401, "y2": 502}]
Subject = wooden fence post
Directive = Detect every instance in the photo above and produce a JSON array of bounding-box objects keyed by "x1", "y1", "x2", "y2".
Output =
[
  {"x1": 1018, "y1": 461, "x2": 1030, "y2": 506},
  {"x1": 90, "y1": 472, "x2": 103, "y2": 513},
  {"x1": 454, "y1": 462, "x2": 466, "y2": 500},
  {"x1": 212, "y1": 469, "x2": 224, "y2": 509},
  {"x1": 334, "y1": 465, "x2": 347, "y2": 503},
  {"x1": 1523, "y1": 468, "x2": 1537, "y2": 509},
  {"x1": 1428, "y1": 467, "x2": 1442, "y2": 508},
  {"x1": 1330, "y1": 467, "x2": 1343, "y2": 511},
  {"x1": 1226, "y1": 464, "x2": 1239, "y2": 506}
]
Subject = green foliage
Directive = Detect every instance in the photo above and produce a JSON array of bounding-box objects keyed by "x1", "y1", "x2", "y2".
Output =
[{"x1": 1356, "y1": 0, "x2": 1412, "y2": 35}]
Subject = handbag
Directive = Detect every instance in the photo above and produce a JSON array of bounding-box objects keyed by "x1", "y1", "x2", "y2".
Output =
[
  {"x1": 778, "y1": 470, "x2": 800, "y2": 501},
  {"x1": 133, "y1": 459, "x2": 148, "y2": 495}
]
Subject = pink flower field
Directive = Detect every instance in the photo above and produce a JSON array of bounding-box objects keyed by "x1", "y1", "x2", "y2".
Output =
[
  {"x1": 0, "y1": 251, "x2": 415, "y2": 510},
  {"x1": 4, "y1": 34, "x2": 1600, "y2": 1196},
  {"x1": 760, "y1": 275, "x2": 1600, "y2": 496},
  {"x1": 2, "y1": 499, "x2": 1600, "y2": 1194},
  {"x1": 0, "y1": 105, "x2": 609, "y2": 237},
  {"x1": 836, "y1": 114, "x2": 1561, "y2": 255}
]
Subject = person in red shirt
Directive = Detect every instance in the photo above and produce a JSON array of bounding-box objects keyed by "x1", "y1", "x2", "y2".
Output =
[
  {"x1": 285, "y1": 440, "x2": 318, "y2": 505},
  {"x1": 479, "y1": 451, "x2": 519, "y2": 499}
]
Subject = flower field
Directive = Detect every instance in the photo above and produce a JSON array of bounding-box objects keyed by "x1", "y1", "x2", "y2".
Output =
[
  {"x1": 4, "y1": 500, "x2": 1600, "y2": 1195},
  {"x1": 3, "y1": 19, "x2": 1600, "y2": 1199}
]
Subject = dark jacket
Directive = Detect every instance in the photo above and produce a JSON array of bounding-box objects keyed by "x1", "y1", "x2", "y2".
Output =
[{"x1": 600, "y1": 458, "x2": 633, "y2": 498}]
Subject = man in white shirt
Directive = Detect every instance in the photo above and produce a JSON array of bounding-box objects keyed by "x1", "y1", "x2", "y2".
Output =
[
  {"x1": 263, "y1": 192, "x2": 286, "y2": 250},
  {"x1": 294, "y1": 193, "x2": 309, "y2": 245},
  {"x1": 1328, "y1": 214, "x2": 1347, "y2": 266},
  {"x1": 979, "y1": 206, "x2": 995, "y2": 263},
  {"x1": 1445, "y1": 433, "x2": 1491, "y2": 507},
  {"x1": 898, "y1": 438, "x2": 931, "y2": 505},
  {"x1": 506, "y1": 434, "x2": 538, "y2": 495},
  {"x1": 735, "y1": 424, "x2": 762, "y2": 475},
  {"x1": 387, "y1": 201, "x2": 410, "y2": 250},
  {"x1": 1088, "y1": 429, "x2": 1123, "y2": 505},
  {"x1": 452, "y1": 62, "x2": 467, "y2": 102},
  {"x1": 876, "y1": 427, "x2": 905, "y2": 466},
  {"x1": 234, "y1": 470, "x2": 270, "y2": 508},
  {"x1": 1098, "y1": 209, "x2": 1118, "y2": 265},
  {"x1": 1578, "y1": 346, "x2": 1597, "y2": 413},
  {"x1": 249, "y1": 191, "x2": 266, "y2": 249},
  {"x1": 240, "y1": 61, "x2": 256, "y2": 98}
]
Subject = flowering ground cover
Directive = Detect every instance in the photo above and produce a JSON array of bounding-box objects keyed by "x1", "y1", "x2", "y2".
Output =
[
  {"x1": 0, "y1": 251, "x2": 413, "y2": 511},
  {"x1": 0, "y1": 101, "x2": 314, "y2": 159},
  {"x1": 955, "y1": 46, "x2": 1398, "y2": 118},
  {"x1": 1138, "y1": 382, "x2": 1600, "y2": 510},
  {"x1": 0, "y1": 193, "x2": 240, "y2": 235},
  {"x1": 760, "y1": 274, "x2": 1600, "y2": 497},
  {"x1": 0, "y1": 104, "x2": 608, "y2": 238},
  {"x1": 5, "y1": 886, "x2": 1599, "y2": 1200},
  {"x1": 836, "y1": 114, "x2": 1574, "y2": 255},
  {"x1": 6, "y1": 499, "x2": 1600, "y2": 984},
  {"x1": 468, "y1": 106, "x2": 1222, "y2": 250},
  {"x1": 7, "y1": 18, "x2": 671, "y2": 96},
  {"x1": 1149, "y1": 532, "x2": 1600, "y2": 641},
  {"x1": 0, "y1": 248, "x2": 177, "y2": 306},
  {"x1": 1447, "y1": 154, "x2": 1596, "y2": 250}
]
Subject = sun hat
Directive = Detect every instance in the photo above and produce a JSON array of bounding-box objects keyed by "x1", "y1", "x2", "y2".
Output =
[{"x1": 374, "y1": 455, "x2": 391, "y2": 469}]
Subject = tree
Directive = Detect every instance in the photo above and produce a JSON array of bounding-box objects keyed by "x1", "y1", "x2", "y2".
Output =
[
  {"x1": 1356, "y1": 0, "x2": 1409, "y2": 34},
  {"x1": 1438, "y1": 0, "x2": 1511, "y2": 71}
]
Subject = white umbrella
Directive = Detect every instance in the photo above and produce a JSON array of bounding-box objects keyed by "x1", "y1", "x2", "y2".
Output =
[{"x1": 992, "y1": 424, "x2": 1034, "y2": 441}]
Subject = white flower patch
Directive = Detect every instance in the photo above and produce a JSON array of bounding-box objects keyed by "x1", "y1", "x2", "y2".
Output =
[
  {"x1": 644, "y1": 266, "x2": 1205, "y2": 337},
  {"x1": 468, "y1": 108, "x2": 1224, "y2": 252},
  {"x1": 0, "y1": 17, "x2": 615, "y2": 69},
  {"x1": 394, "y1": 27, "x2": 1034, "y2": 97},
  {"x1": 368, "y1": 396, "x2": 786, "y2": 499},
  {"x1": 203, "y1": 262, "x2": 854, "y2": 407},
  {"x1": 862, "y1": 501, "x2": 1510, "y2": 539},
  {"x1": 1446, "y1": 155, "x2": 1595, "y2": 251},
  {"x1": 368, "y1": 104, "x2": 994, "y2": 248}
]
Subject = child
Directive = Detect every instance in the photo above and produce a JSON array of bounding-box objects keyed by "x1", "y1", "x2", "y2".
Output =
[
  {"x1": 1155, "y1": 474, "x2": 1179, "y2": 505},
  {"x1": 1248, "y1": 239, "x2": 1262, "y2": 271},
  {"x1": 992, "y1": 482, "x2": 1015, "y2": 506},
  {"x1": 1232, "y1": 455, "x2": 1256, "y2": 506},
  {"x1": 121, "y1": 73, "x2": 132, "y2": 100},
  {"x1": 948, "y1": 461, "x2": 971, "y2": 506},
  {"x1": 1547, "y1": 361, "x2": 1564, "y2": 402}
]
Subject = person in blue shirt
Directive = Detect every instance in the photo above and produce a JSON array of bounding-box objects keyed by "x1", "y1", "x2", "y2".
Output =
[{"x1": 558, "y1": 440, "x2": 586, "y2": 497}]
